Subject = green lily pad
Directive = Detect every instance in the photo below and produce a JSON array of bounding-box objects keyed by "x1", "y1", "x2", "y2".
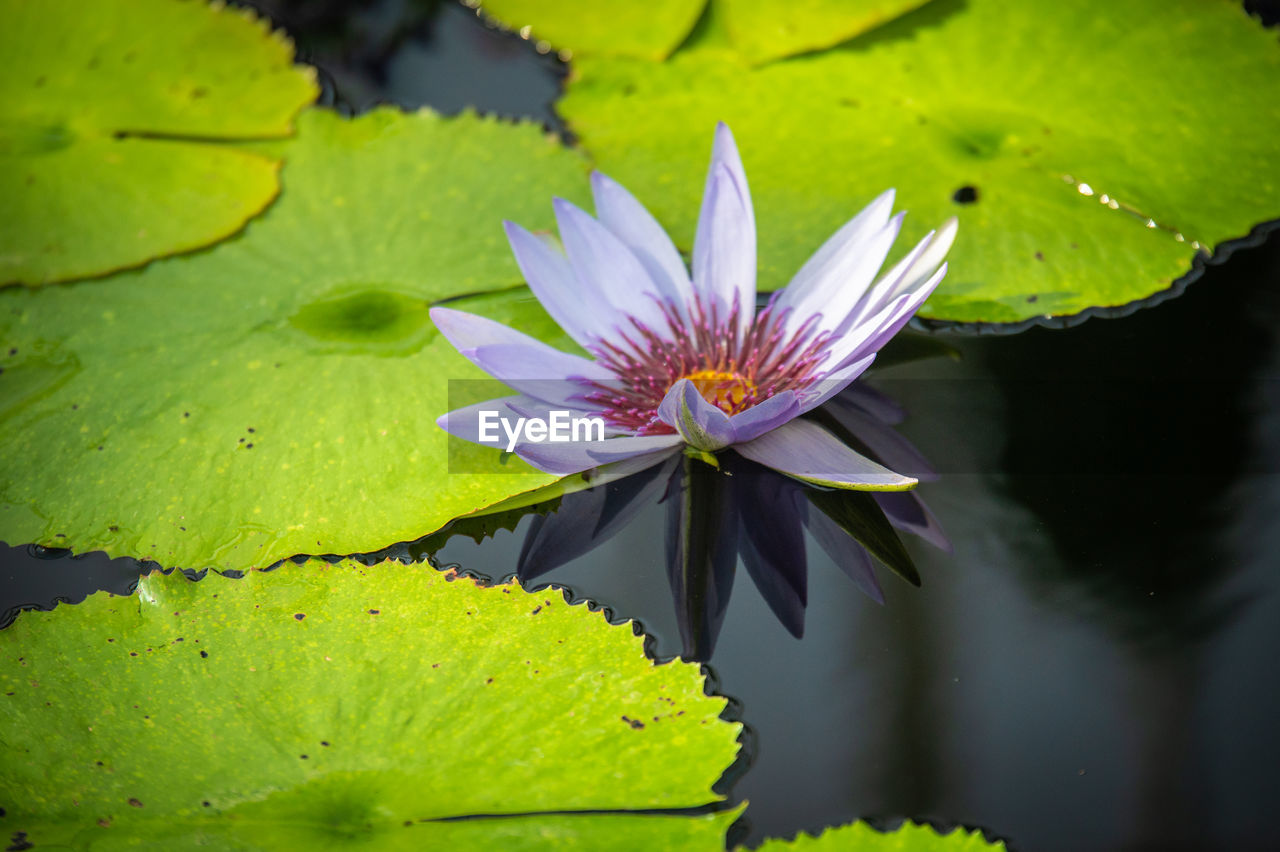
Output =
[
  {"x1": 560, "y1": 0, "x2": 1280, "y2": 324},
  {"x1": 0, "y1": 107, "x2": 592, "y2": 571},
  {"x1": 720, "y1": 0, "x2": 935, "y2": 65},
  {"x1": 0, "y1": 559, "x2": 743, "y2": 848},
  {"x1": 752, "y1": 820, "x2": 1005, "y2": 850},
  {"x1": 0, "y1": 0, "x2": 318, "y2": 286},
  {"x1": 477, "y1": 0, "x2": 705, "y2": 60}
]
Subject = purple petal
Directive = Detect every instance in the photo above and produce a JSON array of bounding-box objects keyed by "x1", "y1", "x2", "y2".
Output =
[
  {"x1": 813, "y1": 212, "x2": 904, "y2": 336},
  {"x1": 553, "y1": 198, "x2": 672, "y2": 339},
  {"x1": 503, "y1": 221, "x2": 604, "y2": 348},
  {"x1": 463, "y1": 343, "x2": 611, "y2": 409},
  {"x1": 840, "y1": 226, "x2": 938, "y2": 327},
  {"x1": 772, "y1": 191, "x2": 898, "y2": 338},
  {"x1": 590, "y1": 171, "x2": 693, "y2": 317},
  {"x1": 518, "y1": 457, "x2": 673, "y2": 581},
  {"x1": 515, "y1": 434, "x2": 683, "y2": 475},
  {"x1": 836, "y1": 381, "x2": 906, "y2": 425},
  {"x1": 832, "y1": 264, "x2": 947, "y2": 367},
  {"x1": 657, "y1": 378, "x2": 735, "y2": 450},
  {"x1": 797, "y1": 355, "x2": 876, "y2": 414},
  {"x1": 726, "y1": 390, "x2": 799, "y2": 444},
  {"x1": 430, "y1": 307, "x2": 608, "y2": 379},
  {"x1": 734, "y1": 419, "x2": 916, "y2": 490},
  {"x1": 879, "y1": 216, "x2": 957, "y2": 303},
  {"x1": 806, "y1": 508, "x2": 884, "y2": 604},
  {"x1": 435, "y1": 396, "x2": 524, "y2": 447},
  {"x1": 823, "y1": 396, "x2": 937, "y2": 480},
  {"x1": 875, "y1": 491, "x2": 952, "y2": 553},
  {"x1": 692, "y1": 123, "x2": 755, "y2": 340}
]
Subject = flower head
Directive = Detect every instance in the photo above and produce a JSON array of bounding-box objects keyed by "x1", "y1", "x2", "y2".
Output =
[{"x1": 433, "y1": 123, "x2": 954, "y2": 490}]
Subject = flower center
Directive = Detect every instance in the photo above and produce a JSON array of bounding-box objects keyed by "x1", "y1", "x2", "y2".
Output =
[{"x1": 682, "y1": 369, "x2": 757, "y2": 415}]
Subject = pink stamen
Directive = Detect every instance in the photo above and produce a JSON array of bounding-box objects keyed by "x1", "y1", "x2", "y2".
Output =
[{"x1": 582, "y1": 293, "x2": 833, "y2": 434}]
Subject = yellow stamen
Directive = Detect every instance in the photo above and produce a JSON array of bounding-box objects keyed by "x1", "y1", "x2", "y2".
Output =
[{"x1": 683, "y1": 369, "x2": 756, "y2": 414}]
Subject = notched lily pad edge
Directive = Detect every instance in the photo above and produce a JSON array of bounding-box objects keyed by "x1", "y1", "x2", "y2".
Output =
[
  {"x1": 911, "y1": 218, "x2": 1280, "y2": 336},
  {"x1": 5, "y1": 155, "x2": 286, "y2": 291},
  {"x1": 744, "y1": 817, "x2": 1010, "y2": 850},
  {"x1": 0, "y1": 539, "x2": 756, "y2": 805}
]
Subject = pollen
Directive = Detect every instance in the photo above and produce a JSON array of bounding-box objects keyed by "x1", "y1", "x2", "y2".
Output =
[{"x1": 682, "y1": 369, "x2": 757, "y2": 414}]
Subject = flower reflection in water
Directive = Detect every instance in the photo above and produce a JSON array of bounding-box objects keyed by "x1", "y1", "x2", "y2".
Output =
[{"x1": 512, "y1": 380, "x2": 949, "y2": 661}]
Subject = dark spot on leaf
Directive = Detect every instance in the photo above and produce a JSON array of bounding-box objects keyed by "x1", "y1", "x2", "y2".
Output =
[
  {"x1": 486, "y1": 677, "x2": 494, "y2": 684},
  {"x1": 97, "y1": 817, "x2": 111, "y2": 827},
  {"x1": 191, "y1": 86, "x2": 208, "y2": 99},
  {"x1": 1035, "y1": 251, "x2": 1045, "y2": 261},
  {"x1": 621, "y1": 715, "x2": 645, "y2": 730},
  {"x1": 246, "y1": 443, "x2": 254, "y2": 449},
  {"x1": 127, "y1": 798, "x2": 142, "y2": 807},
  {"x1": 300, "y1": 754, "x2": 308, "y2": 759},
  {"x1": 199, "y1": 651, "x2": 208, "y2": 659},
  {"x1": 531, "y1": 605, "x2": 542, "y2": 615},
  {"x1": 952, "y1": 185, "x2": 979, "y2": 204},
  {"x1": 432, "y1": 663, "x2": 439, "y2": 668},
  {"x1": 202, "y1": 801, "x2": 210, "y2": 807},
  {"x1": 368, "y1": 609, "x2": 379, "y2": 615},
  {"x1": 108, "y1": 526, "x2": 118, "y2": 533},
  {"x1": 248, "y1": 428, "x2": 255, "y2": 433},
  {"x1": 96, "y1": 761, "x2": 104, "y2": 766},
  {"x1": 183, "y1": 412, "x2": 190, "y2": 418},
  {"x1": 129, "y1": 652, "x2": 137, "y2": 657},
  {"x1": 320, "y1": 741, "x2": 330, "y2": 747},
  {"x1": 72, "y1": 403, "x2": 78, "y2": 410},
  {"x1": 294, "y1": 613, "x2": 305, "y2": 621},
  {"x1": 1027, "y1": 295, "x2": 1039, "y2": 303},
  {"x1": 7, "y1": 830, "x2": 33, "y2": 851}
]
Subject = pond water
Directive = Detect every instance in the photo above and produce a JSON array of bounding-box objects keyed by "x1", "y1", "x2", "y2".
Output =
[{"x1": 4, "y1": 3, "x2": 1279, "y2": 850}]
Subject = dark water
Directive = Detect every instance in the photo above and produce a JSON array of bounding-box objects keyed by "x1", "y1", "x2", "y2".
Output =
[{"x1": 4, "y1": 3, "x2": 1279, "y2": 850}]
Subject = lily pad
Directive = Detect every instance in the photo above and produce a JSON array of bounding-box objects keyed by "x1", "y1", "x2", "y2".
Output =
[
  {"x1": 753, "y1": 820, "x2": 1005, "y2": 850},
  {"x1": 0, "y1": 107, "x2": 592, "y2": 571},
  {"x1": 0, "y1": 0, "x2": 318, "y2": 286},
  {"x1": 0, "y1": 559, "x2": 743, "y2": 848},
  {"x1": 477, "y1": 0, "x2": 705, "y2": 60},
  {"x1": 560, "y1": 0, "x2": 1280, "y2": 324},
  {"x1": 720, "y1": 0, "x2": 935, "y2": 64}
]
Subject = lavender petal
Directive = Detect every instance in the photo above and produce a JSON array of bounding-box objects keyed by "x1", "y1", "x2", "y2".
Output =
[
  {"x1": 503, "y1": 221, "x2": 605, "y2": 348},
  {"x1": 726, "y1": 390, "x2": 800, "y2": 444},
  {"x1": 806, "y1": 508, "x2": 885, "y2": 604},
  {"x1": 516, "y1": 434, "x2": 683, "y2": 475},
  {"x1": 771, "y1": 189, "x2": 896, "y2": 338},
  {"x1": 875, "y1": 491, "x2": 952, "y2": 553},
  {"x1": 692, "y1": 123, "x2": 756, "y2": 340},
  {"x1": 734, "y1": 418, "x2": 916, "y2": 490},
  {"x1": 553, "y1": 197, "x2": 672, "y2": 339},
  {"x1": 657, "y1": 378, "x2": 735, "y2": 451},
  {"x1": 590, "y1": 171, "x2": 694, "y2": 317}
]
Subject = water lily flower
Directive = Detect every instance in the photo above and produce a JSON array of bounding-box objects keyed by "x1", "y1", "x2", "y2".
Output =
[
  {"x1": 509, "y1": 379, "x2": 951, "y2": 660},
  {"x1": 433, "y1": 122, "x2": 955, "y2": 489}
]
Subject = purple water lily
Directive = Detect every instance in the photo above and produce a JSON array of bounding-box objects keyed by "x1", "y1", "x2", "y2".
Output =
[
  {"x1": 433, "y1": 123, "x2": 955, "y2": 488},
  {"x1": 509, "y1": 379, "x2": 951, "y2": 661}
]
